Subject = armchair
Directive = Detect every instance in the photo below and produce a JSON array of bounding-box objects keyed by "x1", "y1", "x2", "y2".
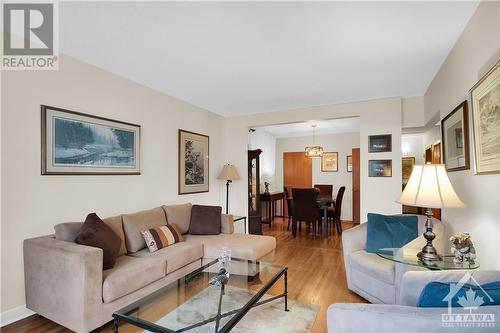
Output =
[{"x1": 341, "y1": 214, "x2": 444, "y2": 304}]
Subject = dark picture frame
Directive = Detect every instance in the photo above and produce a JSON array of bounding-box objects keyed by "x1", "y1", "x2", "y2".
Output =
[
  {"x1": 369, "y1": 159, "x2": 392, "y2": 177},
  {"x1": 321, "y1": 152, "x2": 338, "y2": 172},
  {"x1": 41, "y1": 105, "x2": 141, "y2": 175},
  {"x1": 470, "y1": 60, "x2": 500, "y2": 174},
  {"x1": 347, "y1": 155, "x2": 353, "y2": 172},
  {"x1": 441, "y1": 101, "x2": 470, "y2": 172},
  {"x1": 368, "y1": 134, "x2": 392, "y2": 153},
  {"x1": 178, "y1": 129, "x2": 210, "y2": 195}
]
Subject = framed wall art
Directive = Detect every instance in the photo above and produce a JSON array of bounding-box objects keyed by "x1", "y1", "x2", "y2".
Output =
[
  {"x1": 402, "y1": 157, "x2": 415, "y2": 180},
  {"x1": 441, "y1": 101, "x2": 470, "y2": 172},
  {"x1": 347, "y1": 155, "x2": 353, "y2": 172},
  {"x1": 470, "y1": 60, "x2": 500, "y2": 174},
  {"x1": 41, "y1": 105, "x2": 141, "y2": 175},
  {"x1": 368, "y1": 134, "x2": 392, "y2": 153},
  {"x1": 321, "y1": 152, "x2": 338, "y2": 172},
  {"x1": 179, "y1": 129, "x2": 209, "y2": 194},
  {"x1": 369, "y1": 159, "x2": 392, "y2": 177}
]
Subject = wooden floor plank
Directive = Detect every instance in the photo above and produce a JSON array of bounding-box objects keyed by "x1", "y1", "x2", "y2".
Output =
[{"x1": 3, "y1": 218, "x2": 366, "y2": 333}]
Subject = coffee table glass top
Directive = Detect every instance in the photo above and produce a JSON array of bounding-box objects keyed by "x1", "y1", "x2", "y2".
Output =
[
  {"x1": 113, "y1": 258, "x2": 287, "y2": 333},
  {"x1": 376, "y1": 248, "x2": 480, "y2": 270}
]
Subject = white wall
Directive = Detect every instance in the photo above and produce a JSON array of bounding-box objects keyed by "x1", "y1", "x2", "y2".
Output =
[
  {"x1": 275, "y1": 132, "x2": 360, "y2": 220},
  {"x1": 1, "y1": 55, "x2": 226, "y2": 312},
  {"x1": 423, "y1": 1, "x2": 500, "y2": 270},
  {"x1": 402, "y1": 134, "x2": 424, "y2": 165},
  {"x1": 402, "y1": 96, "x2": 425, "y2": 128},
  {"x1": 248, "y1": 128, "x2": 276, "y2": 192},
  {"x1": 225, "y1": 97, "x2": 403, "y2": 225}
]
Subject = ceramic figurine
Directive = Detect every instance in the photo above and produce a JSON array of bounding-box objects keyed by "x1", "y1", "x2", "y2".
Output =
[
  {"x1": 264, "y1": 181, "x2": 270, "y2": 194},
  {"x1": 450, "y1": 232, "x2": 476, "y2": 265}
]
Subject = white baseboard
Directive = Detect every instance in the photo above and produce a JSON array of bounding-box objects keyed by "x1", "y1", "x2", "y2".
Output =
[{"x1": 0, "y1": 305, "x2": 36, "y2": 327}]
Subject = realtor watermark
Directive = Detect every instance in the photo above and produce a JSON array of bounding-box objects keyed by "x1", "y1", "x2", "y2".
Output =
[
  {"x1": 441, "y1": 272, "x2": 496, "y2": 329},
  {"x1": 2, "y1": 1, "x2": 59, "y2": 70}
]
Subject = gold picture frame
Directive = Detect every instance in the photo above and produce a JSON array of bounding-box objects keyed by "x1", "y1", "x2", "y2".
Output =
[
  {"x1": 470, "y1": 60, "x2": 500, "y2": 174},
  {"x1": 321, "y1": 152, "x2": 338, "y2": 172},
  {"x1": 178, "y1": 129, "x2": 209, "y2": 194},
  {"x1": 402, "y1": 157, "x2": 415, "y2": 180}
]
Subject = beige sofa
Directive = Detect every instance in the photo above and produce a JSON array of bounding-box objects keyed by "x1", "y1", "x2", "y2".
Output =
[{"x1": 23, "y1": 203, "x2": 276, "y2": 333}]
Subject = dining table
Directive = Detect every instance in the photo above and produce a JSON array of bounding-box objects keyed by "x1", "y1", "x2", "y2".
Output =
[{"x1": 316, "y1": 196, "x2": 335, "y2": 238}]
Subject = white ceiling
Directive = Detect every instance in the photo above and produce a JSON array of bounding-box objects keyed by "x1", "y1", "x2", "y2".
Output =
[
  {"x1": 59, "y1": 1, "x2": 479, "y2": 116},
  {"x1": 256, "y1": 117, "x2": 360, "y2": 138}
]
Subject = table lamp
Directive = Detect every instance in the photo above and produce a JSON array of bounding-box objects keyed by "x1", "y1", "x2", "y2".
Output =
[
  {"x1": 397, "y1": 164, "x2": 464, "y2": 261},
  {"x1": 217, "y1": 164, "x2": 240, "y2": 214}
]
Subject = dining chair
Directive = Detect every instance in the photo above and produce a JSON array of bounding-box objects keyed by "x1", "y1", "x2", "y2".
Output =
[
  {"x1": 284, "y1": 186, "x2": 294, "y2": 230},
  {"x1": 314, "y1": 184, "x2": 333, "y2": 199},
  {"x1": 291, "y1": 188, "x2": 321, "y2": 237},
  {"x1": 327, "y1": 186, "x2": 345, "y2": 234}
]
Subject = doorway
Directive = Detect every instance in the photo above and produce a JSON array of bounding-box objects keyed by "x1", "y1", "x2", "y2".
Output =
[{"x1": 283, "y1": 152, "x2": 312, "y2": 216}]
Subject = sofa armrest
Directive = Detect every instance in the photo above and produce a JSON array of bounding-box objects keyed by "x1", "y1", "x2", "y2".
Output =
[
  {"x1": 221, "y1": 214, "x2": 234, "y2": 234},
  {"x1": 24, "y1": 236, "x2": 103, "y2": 333},
  {"x1": 341, "y1": 223, "x2": 367, "y2": 290},
  {"x1": 327, "y1": 303, "x2": 500, "y2": 333},
  {"x1": 399, "y1": 270, "x2": 500, "y2": 306}
]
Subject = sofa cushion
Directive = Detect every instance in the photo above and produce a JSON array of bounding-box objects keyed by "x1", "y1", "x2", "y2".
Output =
[
  {"x1": 365, "y1": 213, "x2": 418, "y2": 253},
  {"x1": 189, "y1": 205, "x2": 222, "y2": 235},
  {"x1": 141, "y1": 224, "x2": 184, "y2": 253},
  {"x1": 417, "y1": 281, "x2": 500, "y2": 307},
  {"x1": 184, "y1": 234, "x2": 276, "y2": 261},
  {"x1": 75, "y1": 213, "x2": 122, "y2": 270},
  {"x1": 350, "y1": 250, "x2": 395, "y2": 284},
  {"x1": 130, "y1": 241, "x2": 203, "y2": 274},
  {"x1": 54, "y1": 215, "x2": 127, "y2": 256},
  {"x1": 102, "y1": 256, "x2": 165, "y2": 303},
  {"x1": 122, "y1": 207, "x2": 167, "y2": 253},
  {"x1": 162, "y1": 203, "x2": 192, "y2": 234}
]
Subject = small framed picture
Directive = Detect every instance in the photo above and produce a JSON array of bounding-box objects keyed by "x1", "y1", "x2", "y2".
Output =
[
  {"x1": 321, "y1": 152, "x2": 338, "y2": 172},
  {"x1": 368, "y1": 134, "x2": 392, "y2": 153},
  {"x1": 369, "y1": 159, "x2": 392, "y2": 177},
  {"x1": 402, "y1": 157, "x2": 415, "y2": 180},
  {"x1": 441, "y1": 101, "x2": 470, "y2": 172},
  {"x1": 347, "y1": 155, "x2": 353, "y2": 172},
  {"x1": 179, "y1": 129, "x2": 210, "y2": 194}
]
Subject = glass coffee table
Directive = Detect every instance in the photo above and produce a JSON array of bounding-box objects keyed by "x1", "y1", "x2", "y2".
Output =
[
  {"x1": 113, "y1": 258, "x2": 288, "y2": 333},
  {"x1": 376, "y1": 247, "x2": 480, "y2": 270}
]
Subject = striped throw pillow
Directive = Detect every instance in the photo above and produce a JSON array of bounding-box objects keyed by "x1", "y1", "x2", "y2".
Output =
[{"x1": 141, "y1": 224, "x2": 184, "y2": 253}]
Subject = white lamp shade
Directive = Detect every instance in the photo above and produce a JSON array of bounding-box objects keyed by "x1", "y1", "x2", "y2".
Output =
[
  {"x1": 217, "y1": 164, "x2": 240, "y2": 181},
  {"x1": 397, "y1": 164, "x2": 464, "y2": 208}
]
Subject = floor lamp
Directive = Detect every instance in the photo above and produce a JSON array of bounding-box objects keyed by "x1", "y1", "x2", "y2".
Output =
[{"x1": 217, "y1": 164, "x2": 240, "y2": 214}]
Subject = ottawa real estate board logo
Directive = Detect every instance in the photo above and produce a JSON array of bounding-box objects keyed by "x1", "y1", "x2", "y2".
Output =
[
  {"x1": 441, "y1": 272, "x2": 496, "y2": 329},
  {"x1": 2, "y1": 2, "x2": 59, "y2": 70}
]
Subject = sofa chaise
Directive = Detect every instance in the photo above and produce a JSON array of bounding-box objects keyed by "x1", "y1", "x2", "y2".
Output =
[{"x1": 24, "y1": 203, "x2": 276, "y2": 333}]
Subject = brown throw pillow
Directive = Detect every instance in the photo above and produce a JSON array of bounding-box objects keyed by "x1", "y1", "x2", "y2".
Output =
[
  {"x1": 189, "y1": 205, "x2": 222, "y2": 235},
  {"x1": 76, "y1": 213, "x2": 122, "y2": 270}
]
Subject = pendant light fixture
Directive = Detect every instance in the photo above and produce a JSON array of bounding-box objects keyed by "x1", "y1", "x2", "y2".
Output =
[{"x1": 305, "y1": 124, "x2": 323, "y2": 158}]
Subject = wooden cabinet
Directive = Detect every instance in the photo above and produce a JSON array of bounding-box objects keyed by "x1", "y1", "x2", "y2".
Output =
[{"x1": 248, "y1": 149, "x2": 262, "y2": 235}]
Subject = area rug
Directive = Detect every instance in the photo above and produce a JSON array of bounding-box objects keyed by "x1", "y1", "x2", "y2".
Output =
[{"x1": 147, "y1": 286, "x2": 319, "y2": 333}]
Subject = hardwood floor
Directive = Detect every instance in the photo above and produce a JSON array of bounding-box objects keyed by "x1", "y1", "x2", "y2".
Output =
[{"x1": 3, "y1": 218, "x2": 366, "y2": 333}]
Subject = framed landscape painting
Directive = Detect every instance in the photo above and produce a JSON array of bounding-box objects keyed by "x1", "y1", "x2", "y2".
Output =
[
  {"x1": 41, "y1": 105, "x2": 141, "y2": 175},
  {"x1": 368, "y1": 159, "x2": 392, "y2": 177},
  {"x1": 441, "y1": 101, "x2": 470, "y2": 172},
  {"x1": 470, "y1": 60, "x2": 500, "y2": 174},
  {"x1": 321, "y1": 152, "x2": 338, "y2": 172},
  {"x1": 368, "y1": 134, "x2": 392, "y2": 153},
  {"x1": 179, "y1": 129, "x2": 209, "y2": 194}
]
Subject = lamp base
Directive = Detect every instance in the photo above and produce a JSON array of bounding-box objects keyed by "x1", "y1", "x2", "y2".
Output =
[{"x1": 417, "y1": 208, "x2": 442, "y2": 263}]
